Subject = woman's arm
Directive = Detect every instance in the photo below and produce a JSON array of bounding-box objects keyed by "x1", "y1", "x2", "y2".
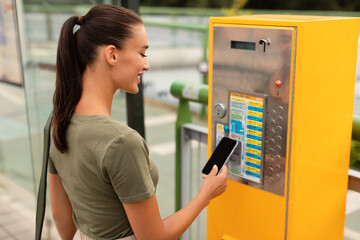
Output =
[
  {"x1": 123, "y1": 165, "x2": 228, "y2": 240},
  {"x1": 49, "y1": 173, "x2": 77, "y2": 240}
]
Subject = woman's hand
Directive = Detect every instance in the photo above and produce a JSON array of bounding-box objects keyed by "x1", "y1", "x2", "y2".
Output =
[
  {"x1": 199, "y1": 165, "x2": 228, "y2": 203},
  {"x1": 124, "y1": 164, "x2": 228, "y2": 240}
]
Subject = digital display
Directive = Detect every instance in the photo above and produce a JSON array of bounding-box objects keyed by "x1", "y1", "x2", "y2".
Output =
[{"x1": 231, "y1": 40, "x2": 256, "y2": 51}]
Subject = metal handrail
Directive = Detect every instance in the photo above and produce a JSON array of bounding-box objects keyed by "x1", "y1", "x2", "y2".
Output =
[
  {"x1": 170, "y1": 81, "x2": 208, "y2": 104},
  {"x1": 180, "y1": 123, "x2": 208, "y2": 240},
  {"x1": 170, "y1": 81, "x2": 208, "y2": 211}
]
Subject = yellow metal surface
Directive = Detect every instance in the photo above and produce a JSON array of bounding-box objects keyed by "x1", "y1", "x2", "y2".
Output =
[
  {"x1": 212, "y1": 22, "x2": 297, "y2": 30},
  {"x1": 207, "y1": 180, "x2": 287, "y2": 240},
  {"x1": 207, "y1": 15, "x2": 360, "y2": 240},
  {"x1": 209, "y1": 14, "x2": 358, "y2": 27},
  {"x1": 221, "y1": 234, "x2": 242, "y2": 240},
  {"x1": 286, "y1": 17, "x2": 359, "y2": 240}
]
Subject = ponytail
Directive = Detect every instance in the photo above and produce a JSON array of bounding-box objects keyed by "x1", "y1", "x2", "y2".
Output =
[
  {"x1": 52, "y1": 5, "x2": 142, "y2": 153},
  {"x1": 53, "y1": 16, "x2": 82, "y2": 153}
]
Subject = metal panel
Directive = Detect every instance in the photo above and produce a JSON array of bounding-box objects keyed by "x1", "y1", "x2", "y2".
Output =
[
  {"x1": 211, "y1": 25, "x2": 295, "y2": 196},
  {"x1": 180, "y1": 124, "x2": 208, "y2": 240}
]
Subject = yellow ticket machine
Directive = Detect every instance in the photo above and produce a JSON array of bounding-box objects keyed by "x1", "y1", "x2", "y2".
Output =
[{"x1": 207, "y1": 15, "x2": 360, "y2": 240}]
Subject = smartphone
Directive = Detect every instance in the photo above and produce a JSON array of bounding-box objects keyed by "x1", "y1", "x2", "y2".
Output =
[{"x1": 202, "y1": 137, "x2": 238, "y2": 175}]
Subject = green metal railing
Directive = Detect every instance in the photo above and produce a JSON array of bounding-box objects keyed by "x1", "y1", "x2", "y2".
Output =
[{"x1": 170, "y1": 81, "x2": 208, "y2": 211}]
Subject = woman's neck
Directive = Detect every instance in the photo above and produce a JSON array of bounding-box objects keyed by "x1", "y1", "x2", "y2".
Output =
[{"x1": 74, "y1": 64, "x2": 115, "y2": 116}]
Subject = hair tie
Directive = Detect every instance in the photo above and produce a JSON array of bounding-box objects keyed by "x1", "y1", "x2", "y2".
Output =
[{"x1": 77, "y1": 16, "x2": 83, "y2": 26}]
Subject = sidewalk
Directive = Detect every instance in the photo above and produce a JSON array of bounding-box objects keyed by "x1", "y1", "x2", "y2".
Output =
[
  {"x1": 0, "y1": 173, "x2": 36, "y2": 240},
  {"x1": 0, "y1": 191, "x2": 34, "y2": 239},
  {"x1": 0, "y1": 159, "x2": 77, "y2": 240}
]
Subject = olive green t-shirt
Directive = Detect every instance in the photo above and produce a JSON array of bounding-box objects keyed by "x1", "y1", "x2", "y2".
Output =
[{"x1": 49, "y1": 113, "x2": 159, "y2": 240}]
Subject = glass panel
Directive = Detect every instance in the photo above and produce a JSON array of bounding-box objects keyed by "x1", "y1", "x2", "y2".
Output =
[{"x1": 0, "y1": 0, "x2": 34, "y2": 195}]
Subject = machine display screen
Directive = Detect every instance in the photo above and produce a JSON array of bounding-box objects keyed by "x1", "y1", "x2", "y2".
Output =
[
  {"x1": 231, "y1": 40, "x2": 256, "y2": 51},
  {"x1": 228, "y1": 92, "x2": 266, "y2": 183}
]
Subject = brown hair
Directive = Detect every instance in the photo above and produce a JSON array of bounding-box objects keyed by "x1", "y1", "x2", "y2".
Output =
[{"x1": 53, "y1": 5, "x2": 142, "y2": 153}]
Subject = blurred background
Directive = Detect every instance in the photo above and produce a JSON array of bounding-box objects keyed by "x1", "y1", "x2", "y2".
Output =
[{"x1": 0, "y1": 0, "x2": 359, "y2": 239}]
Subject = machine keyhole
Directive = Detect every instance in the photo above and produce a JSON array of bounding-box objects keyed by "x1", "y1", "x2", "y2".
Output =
[{"x1": 259, "y1": 38, "x2": 271, "y2": 52}]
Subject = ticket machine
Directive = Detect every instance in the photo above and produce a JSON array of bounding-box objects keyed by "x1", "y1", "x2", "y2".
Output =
[{"x1": 207, "y1": 15, "x2": 360, "y2": 240}]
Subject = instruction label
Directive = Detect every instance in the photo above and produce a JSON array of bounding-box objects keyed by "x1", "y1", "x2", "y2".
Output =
[
  {"x1": 216, "y1": 123, "x2": 225, "y2": 146},
  {"x1": 228, "y1": 92, "x2": 266, "y2": 183}
]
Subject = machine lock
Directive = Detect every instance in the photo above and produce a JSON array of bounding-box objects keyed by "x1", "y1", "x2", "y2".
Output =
[
  {"x1": 259, "y1": 38, "x2": 271, "y2": 52},
  {"x1": 214, "y1": 103, "x2": 226, "y2": 118}
]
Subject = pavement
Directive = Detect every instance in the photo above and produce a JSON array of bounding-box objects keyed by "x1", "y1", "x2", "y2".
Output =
[{"x1": 0, "y1": 175, "x2": 34, "y2": 240}]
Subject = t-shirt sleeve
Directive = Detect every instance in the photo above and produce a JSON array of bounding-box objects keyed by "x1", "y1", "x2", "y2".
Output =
[
  {"x1": 103, "y1": 131, "x2": 155, "y2": 204},
  {"x1": 48, "y1": 156, "x2": 58, "y2": 174}
]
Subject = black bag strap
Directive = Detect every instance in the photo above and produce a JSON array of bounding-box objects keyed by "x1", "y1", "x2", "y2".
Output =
[{"x1": 35, "y1": 113, "x2": 53, "y2": 240}]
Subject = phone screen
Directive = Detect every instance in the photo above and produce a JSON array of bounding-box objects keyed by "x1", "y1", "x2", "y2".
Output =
[{"x1": 202, "y1": 137, "x2": 238, "y2": 175}]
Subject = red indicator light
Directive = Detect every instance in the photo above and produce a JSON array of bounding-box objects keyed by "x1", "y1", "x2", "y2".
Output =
[{"x1": 275, "y1": 80, "x2": 282, "y2": 89}]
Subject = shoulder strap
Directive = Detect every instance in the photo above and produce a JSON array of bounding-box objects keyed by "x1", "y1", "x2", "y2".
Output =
[{"x1": 35, "y1": 113, "x2": 53, "y2": 240}]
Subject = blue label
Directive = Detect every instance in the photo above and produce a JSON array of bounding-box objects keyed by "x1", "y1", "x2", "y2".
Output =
[
  {"x1": 247, "y1": 124, "x2": 262, "y2": 132},
  {"x1": 248, "y1": 115, "x2": 263, "y2": 122},
  {"x1": 245, "y1": 170, "x2": 261, "y2": 178},
  {"x1": 246, "y1": 152, "x2": 261, "y2": 160},
  {"x1": 246, "y1": 161, "x2": 261, "y2": 169},
  {"x1": 230, "y1": 120, "x2": 244, "y2": 135},
  {"x1": 248, "y1": 106, "x2": 263, "y2": 113},
  {"x1": 246, "y1": 143, "x2": 262, "y2": 151},
  {"x1": 247, "y1": 134, "x2": 262, "y2": 142}
]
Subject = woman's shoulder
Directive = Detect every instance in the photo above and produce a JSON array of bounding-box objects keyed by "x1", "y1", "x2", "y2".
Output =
[{"x1": 71, "y1": 113, "x2": 138, "y2": 141}]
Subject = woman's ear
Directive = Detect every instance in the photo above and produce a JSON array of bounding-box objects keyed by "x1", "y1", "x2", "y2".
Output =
[{"x1": 104, "y1": 45, "x2": 118, "y2": 66}]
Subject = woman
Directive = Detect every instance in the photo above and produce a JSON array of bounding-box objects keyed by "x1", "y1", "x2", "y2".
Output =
[{"x1": 49, "y1": 4, "x2": 228, "y2": 240}]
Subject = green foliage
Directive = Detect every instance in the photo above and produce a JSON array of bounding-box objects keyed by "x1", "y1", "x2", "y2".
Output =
[
  {"x1": 222, "y1": 0, "x2": 250, "y2": 16},
  {"x1": 140, "y1": 0, "x2": 234, "y2": 8},
  {"x1": 23, "y1": 0, "x2": 360, "y2": 11},
  {"x1": 140, "y1": 0, "x2": 360, "y2": 11},
  {"x1": 350, "y1": 141, "x2": 360, "y2": 170},
  {"x1": 245, "y1": 0, "x2": 360, "y2": 11}
]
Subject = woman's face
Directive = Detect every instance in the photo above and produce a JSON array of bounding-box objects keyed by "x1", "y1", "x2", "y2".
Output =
[{"x1": 113, "y1": 24, "x2": 149, "y2": 93}]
